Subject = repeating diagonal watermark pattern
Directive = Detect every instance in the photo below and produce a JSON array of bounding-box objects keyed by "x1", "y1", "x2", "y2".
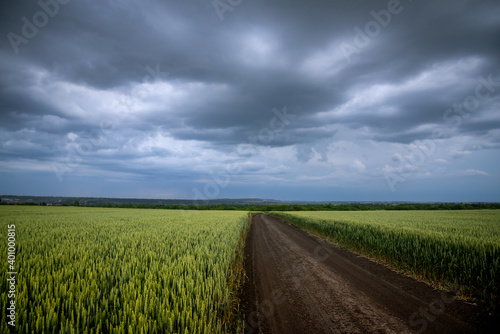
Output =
[
  {"x1": 51, "y1": 63, "x2": 168, "y2": 182},
  {"x1": 143, "y1": 64, "x2": 168, "y2": 82},
  {"x1": 384, "y1": 74, "x2": 500, "y2": 192},
  {"x1": 339, "y1": 0, "x2": 411, "y2": 64},
  {"x1": 213, "y1": 0, "x2": 244, "y2": 21},
  {"x1": 244, "y1": 243, "x2": 330, "y2": 333},
  {"x1": 190, "y1": 106, "x2": 294, "y2": 207},
  {"x1": 408, "y1": 282, "x2": 467, "y2": 333},
  {"x1": 7, "y1": 0, "x2": 72, "y2": 54},
  {"x1": 51, "y1": 118, "x2": 113, "y2": 182}
]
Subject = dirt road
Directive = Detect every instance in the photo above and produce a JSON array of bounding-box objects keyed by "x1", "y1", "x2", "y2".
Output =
[{"x1": 241, "y1": 214, "x2": 492, "y2": 334}]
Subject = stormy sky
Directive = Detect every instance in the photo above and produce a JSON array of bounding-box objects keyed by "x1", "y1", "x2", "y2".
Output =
[{"x1": 1, "y1": 0, "x2": 499, "y2": 202}]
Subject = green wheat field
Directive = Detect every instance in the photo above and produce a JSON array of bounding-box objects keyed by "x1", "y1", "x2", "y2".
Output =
[
  {"x1": 0, "y1": 207, "x2": 249, "y2": 334},
  {"x1": 1, "y1": 207, "x2": 499, "y2": 333}
]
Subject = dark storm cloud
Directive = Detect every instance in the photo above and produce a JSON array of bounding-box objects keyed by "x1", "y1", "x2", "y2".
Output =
[
  {"x1": 1, "y1": 0, "x2": 499, "y2": 200},
  {"x1": 2, "y1": 1, "x2": 499, "y2": 135}
]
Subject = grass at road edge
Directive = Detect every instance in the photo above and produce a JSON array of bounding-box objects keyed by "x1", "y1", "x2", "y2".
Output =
[{"x1": 223, "y1": 213, "x2": 252, "y2": 333}]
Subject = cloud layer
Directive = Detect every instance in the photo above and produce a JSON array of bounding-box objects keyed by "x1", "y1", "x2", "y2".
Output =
[{"x1": 1, "y1": 0, "x2": 499, "y2": 201}]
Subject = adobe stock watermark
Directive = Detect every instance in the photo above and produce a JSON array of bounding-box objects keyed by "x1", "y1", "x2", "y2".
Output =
[
  {"x1": 339, "y1": 0, "x2": 410, "y2": 64},
  {"x1": 384, "y1": 74, "x2": 500, "y2": 192},
  {"x1": 143, "y1": 64, "x2": 168, "y2": 82},
  {"x1": 212, "y1": 0, "x2": 244, "y2": 21},
  {"x1": 51, "y1": 119, "x2": 112, "y2": 182},
  {"x1": 7, "y1": 0, "x2": 72, "y2": 54},
  {"x1": 243, "y1": 244, "x2": 330, "y2": 333},
  {"x1": 115, "y1": 64, "x2": 168, "y2": 112},
  {"x1": 6, "y1": 224, "x2": 17, "y2": 328},
  {"x1": 191, "y1": 106, "x2": 294, "y2": 205},
  {"x1": 408, "y1": 283, "x2": 468, "y2": 333}
]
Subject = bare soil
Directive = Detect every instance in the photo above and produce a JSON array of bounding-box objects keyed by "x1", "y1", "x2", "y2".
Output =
[{"x1": 240, "y1": 214, "x2": 496, "y2": 334}]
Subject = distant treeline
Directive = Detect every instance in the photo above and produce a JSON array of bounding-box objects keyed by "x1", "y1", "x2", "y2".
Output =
[{"x1": 3, "y1": 200, "x2": 499, "y2": 211}]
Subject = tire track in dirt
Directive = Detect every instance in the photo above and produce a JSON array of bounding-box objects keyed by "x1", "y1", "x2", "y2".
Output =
[{"x1": 240, "y1": 214, "x2": 490, "y2": 334}]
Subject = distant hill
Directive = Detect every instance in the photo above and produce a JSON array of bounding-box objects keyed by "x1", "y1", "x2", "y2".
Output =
[
  {"x1": 0, "y1": 195, "x2": 282, "y2": 206},
  {"x1": 2, "y1": 195, "x2": 499, "y2": 211}
]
